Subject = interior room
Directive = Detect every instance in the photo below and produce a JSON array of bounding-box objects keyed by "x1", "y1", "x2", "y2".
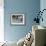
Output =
[{"x1": 0, "y1": 0, "x2": 46, "y2": 46}]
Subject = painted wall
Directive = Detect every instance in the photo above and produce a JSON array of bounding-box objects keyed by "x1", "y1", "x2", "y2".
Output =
[
  {"x1": 4, "y1": 0, "x2": 40, "y2": 42},
  {"x1": 0, "y1": 0, "x2": 4, "y2": 42},
  {"x1": 40, "y1": 0, "x2": 46, "y2": 27}
]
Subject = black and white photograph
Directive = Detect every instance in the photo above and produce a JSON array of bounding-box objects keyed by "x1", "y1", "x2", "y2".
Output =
[{"x1": 11, "y1": 14, "x2": 25, "y2": 25}]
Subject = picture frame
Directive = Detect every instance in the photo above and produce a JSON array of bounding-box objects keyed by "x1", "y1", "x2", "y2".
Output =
[{"x1": 11, "y1": 14, "x2": 25, "y2": 25}]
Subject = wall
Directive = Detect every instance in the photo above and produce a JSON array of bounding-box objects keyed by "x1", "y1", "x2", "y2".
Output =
[
  {"x1": 4, "y1": 0, "x2": 40, "y2": 42},
  {"x1": 40, "y1": 0, "x2": 46, "y2": 27},
  {"x1": 0, "y1": 0, "x2": 4, "y2": 42}
]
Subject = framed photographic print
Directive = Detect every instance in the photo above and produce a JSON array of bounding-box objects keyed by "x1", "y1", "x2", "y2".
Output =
[{"x1": 11, "y1": 14, "x2": 25, "y2": 25}]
